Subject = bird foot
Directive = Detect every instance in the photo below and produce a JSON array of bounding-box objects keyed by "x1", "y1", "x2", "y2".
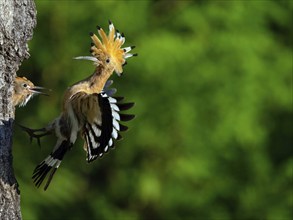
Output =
[{"x1": 17, "y1": 124, "x2": 52, "y2": 147}]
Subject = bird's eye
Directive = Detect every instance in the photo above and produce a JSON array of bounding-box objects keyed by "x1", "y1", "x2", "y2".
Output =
[
  {"x1": 106, "y1": 58, "x2": 110, "y2": 63},
  {"x1": 23, "y1": 83, "x2": 27, "y2": 88}
]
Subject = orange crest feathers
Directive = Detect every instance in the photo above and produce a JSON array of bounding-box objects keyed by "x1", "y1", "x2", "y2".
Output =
[{"x1": 75, "y1": 20, "x2": 137, "y2": 75}]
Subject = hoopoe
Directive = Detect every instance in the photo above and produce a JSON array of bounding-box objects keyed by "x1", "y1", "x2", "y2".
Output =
[
  {"x1": 21, "y1": 21, "x2": 136, "y2": 190},
  {"x1": 13, "y1": 76, "x2": 47, "y2": 107}
]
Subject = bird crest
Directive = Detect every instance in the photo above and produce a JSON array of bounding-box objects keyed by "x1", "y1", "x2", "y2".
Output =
[{"x1": 75, "y1": 20, "x2": 137, "y2": 76}]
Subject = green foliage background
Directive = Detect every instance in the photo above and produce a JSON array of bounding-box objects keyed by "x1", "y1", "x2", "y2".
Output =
[{"x1": 13, "y1": 1, "x2": 292, "y2": 219}]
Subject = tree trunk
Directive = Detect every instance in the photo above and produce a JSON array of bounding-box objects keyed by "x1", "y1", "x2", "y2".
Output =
[{"x1": 0, "y1": 0, "x2": 36, "y2": 219}]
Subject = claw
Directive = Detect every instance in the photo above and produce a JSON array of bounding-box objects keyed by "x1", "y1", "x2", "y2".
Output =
[{"x1": 17, "y1": 123, "x2": 53, "y2": 147}]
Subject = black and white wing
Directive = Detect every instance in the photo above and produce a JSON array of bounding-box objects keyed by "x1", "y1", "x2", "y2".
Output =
[{"x1": 81, "y1": 80, "x2": 135, "y2": 162}]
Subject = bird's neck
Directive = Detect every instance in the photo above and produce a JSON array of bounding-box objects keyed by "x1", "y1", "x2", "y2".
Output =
[
  {"x1": 88, "y1": 65, "x2": 113, "y2": 93},
  {"x1": 63, "y1": 65, "x2": 114, "y2": 106}
]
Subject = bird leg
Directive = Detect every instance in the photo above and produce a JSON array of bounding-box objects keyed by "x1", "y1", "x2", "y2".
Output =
[{"x1": 17, "y1": 123, "x2": 53, "y2": 147}]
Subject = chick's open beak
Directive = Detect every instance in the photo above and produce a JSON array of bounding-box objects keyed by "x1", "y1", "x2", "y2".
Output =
[{"x1": 30, "y1": 86, "x2": 50, "y2": 96}]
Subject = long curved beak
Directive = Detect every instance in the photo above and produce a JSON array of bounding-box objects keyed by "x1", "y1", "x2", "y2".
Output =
[
  {"x1": 30, "y1": 86, "x2": 50, "y2": 96},
  {"x1": 74, "y1": 56, "x2": 99, "y2": 62}
]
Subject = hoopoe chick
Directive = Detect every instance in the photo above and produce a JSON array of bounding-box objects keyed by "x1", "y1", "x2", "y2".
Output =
[
  {"x1": 21, "y1": 21, "x2": 136, "y2": 190},
  {"x1": 13, "y1": 76, "x2": 47, "y2": 107}
]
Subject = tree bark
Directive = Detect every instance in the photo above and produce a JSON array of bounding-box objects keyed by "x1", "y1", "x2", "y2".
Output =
[{"x1": 0, "y1": 0, "x2": 36, "y2": 219}]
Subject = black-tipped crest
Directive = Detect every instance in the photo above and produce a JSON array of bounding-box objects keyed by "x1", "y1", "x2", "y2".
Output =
[{"x1": 77, "y1": 21, "x2": 137, "y2": 75}]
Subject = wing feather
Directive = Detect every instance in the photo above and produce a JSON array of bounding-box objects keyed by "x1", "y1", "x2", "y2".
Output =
[{"x1": 71, "y1": 80, "x2": 134, "y2": 162}]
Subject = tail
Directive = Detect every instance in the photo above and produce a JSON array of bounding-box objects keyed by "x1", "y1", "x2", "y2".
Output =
[{"x1": 32, "y1": 139, "x2": 72, "y2": 190}]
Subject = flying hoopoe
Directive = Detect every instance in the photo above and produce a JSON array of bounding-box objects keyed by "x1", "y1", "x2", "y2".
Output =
[
  {"x1": 21, "y1": 21, "x2": 136, "y2": 190},
  {"x1": 13, "y1": 76, "x2": 48, "y2": 107}
]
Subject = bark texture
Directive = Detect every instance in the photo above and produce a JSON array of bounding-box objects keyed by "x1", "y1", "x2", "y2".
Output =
[{"x1": 0, "y1": 0, "x2": 36, "y2": 219}]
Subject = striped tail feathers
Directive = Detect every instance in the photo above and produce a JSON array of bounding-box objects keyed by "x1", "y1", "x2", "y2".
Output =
[
  {"x1": 83, "y1": 89, "x2": 135, "y2": 162},
  {"x1": 32, "y1": 139, "x2": 72, "y2": 190}
]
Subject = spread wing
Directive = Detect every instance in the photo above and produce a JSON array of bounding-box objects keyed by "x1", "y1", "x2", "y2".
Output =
[{"x1": 70, "y1": 81, "x2": 135, "y2": 162}]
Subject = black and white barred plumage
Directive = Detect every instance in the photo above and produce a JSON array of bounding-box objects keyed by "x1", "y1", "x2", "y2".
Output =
[
  {"x1": 30, "y1": 21, "x2": 137, "y2": 190},
  {"x1": 83, "y1": 80, "x2": 135, "y2": 162},
  {"x1": 32, "y1": 80, "x2": 134, "y2": 190}
]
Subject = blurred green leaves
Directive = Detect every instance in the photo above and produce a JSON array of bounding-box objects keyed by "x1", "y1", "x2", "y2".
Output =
[{"x1": 14, "y1": 1, "x2": 292, "y2": 220}]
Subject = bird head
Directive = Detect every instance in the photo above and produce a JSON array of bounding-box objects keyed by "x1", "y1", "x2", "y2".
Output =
[
  {"x1": 74, "y1": 20, "x2": 137, "y2": 76},
  {"x1": 14, "y1": 76, "x2": 48, "y2": 107}
]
